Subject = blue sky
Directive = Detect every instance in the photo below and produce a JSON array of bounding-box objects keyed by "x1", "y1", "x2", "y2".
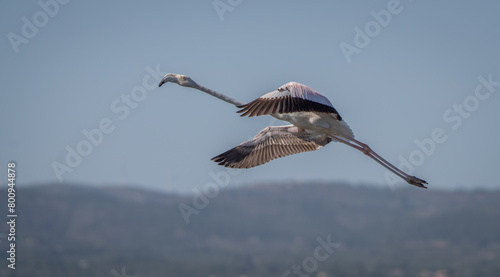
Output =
[{"x1": 1, "y1": 0, "x2": 500, "y2": 192}]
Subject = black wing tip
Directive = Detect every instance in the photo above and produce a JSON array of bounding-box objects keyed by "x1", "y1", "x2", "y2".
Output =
[
  {"x1": 211, "y1": 153, "x2": 241, "y2": 168},
  {"x1": 212, "y1": 146, "x2": 259, "y2": 169},
  {"x1": 236, "y1": 108, "x2": 255, "y2": 117},
  {"x1": 211, "y1": 155, "x2": 225, "y2": 163},
  {"x1": 235, "y1": 103, "x2": 251, "y2": 116}
]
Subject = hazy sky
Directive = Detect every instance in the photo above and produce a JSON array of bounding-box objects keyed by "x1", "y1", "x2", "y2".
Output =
[{"x1": 1, "y1": 0, "x2": 500, "y2": 192}]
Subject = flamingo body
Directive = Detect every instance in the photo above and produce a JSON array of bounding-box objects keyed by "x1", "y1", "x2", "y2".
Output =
[{"x1": 237, "y1": 82, "x2": 354, "y2": 139}]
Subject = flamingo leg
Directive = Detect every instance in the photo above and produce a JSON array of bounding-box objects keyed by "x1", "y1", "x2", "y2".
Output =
[{"x1": 333, "y1": 136, "x2": 427, "y2": 188}]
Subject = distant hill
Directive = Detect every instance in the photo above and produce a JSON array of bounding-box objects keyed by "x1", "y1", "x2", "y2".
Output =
[{"x1": 1, "y1": 182, "x2": 499, "y2": 277}]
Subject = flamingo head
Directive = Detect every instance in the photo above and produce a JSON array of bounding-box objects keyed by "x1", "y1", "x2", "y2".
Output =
[{"x1": 158, "y1": 73, "x2": 198, "y2": 88}]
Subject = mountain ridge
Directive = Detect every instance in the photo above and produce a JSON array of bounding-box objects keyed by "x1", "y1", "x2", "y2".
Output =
[{"x1": 1, "y1": 182, "x2": 499, "y2": 277}]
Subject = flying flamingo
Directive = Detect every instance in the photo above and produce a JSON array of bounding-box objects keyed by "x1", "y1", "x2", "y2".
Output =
[{"x1": 158, "y1": 73, "x2": 427, "y2": 188}]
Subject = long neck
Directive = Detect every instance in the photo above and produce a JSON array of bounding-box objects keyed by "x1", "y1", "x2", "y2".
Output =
[{"x1": 196, "y1": 84, "x2": 245, "y2": 107}]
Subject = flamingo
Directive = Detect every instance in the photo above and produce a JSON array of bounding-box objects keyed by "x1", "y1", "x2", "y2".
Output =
[{"x1": 158, "y1": 74, "x2": 427, "y2": 188}]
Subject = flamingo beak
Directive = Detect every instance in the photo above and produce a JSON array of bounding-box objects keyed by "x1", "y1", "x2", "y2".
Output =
[{"x1": 158, "y1": 73, "x2": 179, "y2": 87}]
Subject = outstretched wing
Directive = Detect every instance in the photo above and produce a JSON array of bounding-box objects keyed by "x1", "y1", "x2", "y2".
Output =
[
  {"x1": 236, "y1": 82, "x2": 342, "y2": 120},
  {"x1": 212, "y1": 125, "x2": 332, "y2": 168}
]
